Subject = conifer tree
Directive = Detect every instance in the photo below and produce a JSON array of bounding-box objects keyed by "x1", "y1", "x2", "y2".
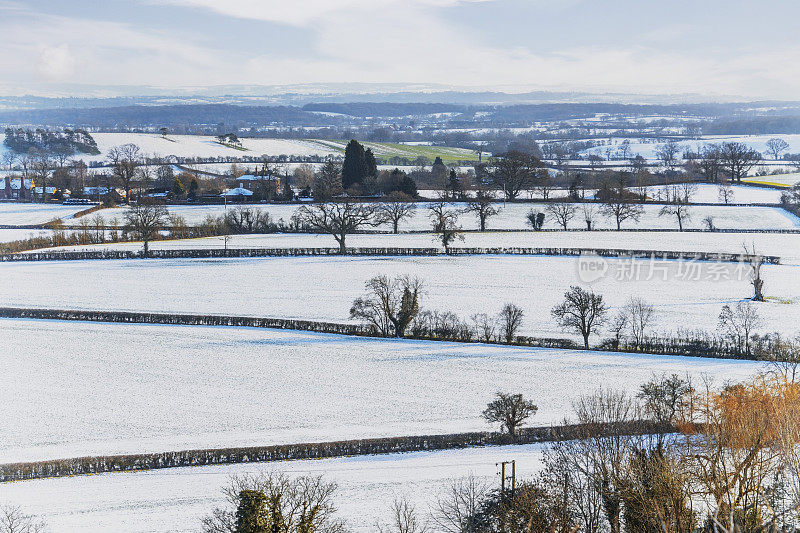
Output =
[
  {"x1": 341, "y1": 139, "x2": 367, "y2": 189},
  {"x1": 364, "y1": 148, "x2": 378, "y2": 178}
]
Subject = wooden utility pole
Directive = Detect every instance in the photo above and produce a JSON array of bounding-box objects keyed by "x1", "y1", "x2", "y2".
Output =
[{"x1": 498, "y1": 460, "x2": 516, "y2": 499}]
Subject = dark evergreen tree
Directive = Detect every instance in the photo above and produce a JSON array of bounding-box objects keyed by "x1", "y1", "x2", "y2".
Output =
[
  {"x1": 364, "y1": 148, "x2": 378, "y2": 178},
  {"x1": 341, "y1": 139, "x2": 367, "y2": 189}
]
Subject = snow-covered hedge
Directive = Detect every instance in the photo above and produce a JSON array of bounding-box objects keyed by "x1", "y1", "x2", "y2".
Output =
[
  {"x1": 0, "y1": 421, "x2": 672, "y2": 482},
  {"x1": 1, "y1": 246, "x2": 780, "y2": 264}
]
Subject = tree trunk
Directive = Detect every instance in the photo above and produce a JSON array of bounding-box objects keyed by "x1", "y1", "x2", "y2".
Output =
[
  {"x1": 583, "y1": 332, "x2": 590, "y2": 349},
  {"x1": 337, "y1": 234, "x2": 346, "y2": 254},
  {"x1": 393, "y1": 220, "x2": 399, "y2": 234},
  {"x1": 143, "y1": 239, "x2": 149, "y2": 258}
]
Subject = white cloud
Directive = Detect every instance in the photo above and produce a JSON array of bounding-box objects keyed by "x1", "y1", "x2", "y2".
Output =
[
  {"x1": 1, "y1": 0, "x2": 800, "y2": 98},
  {"x1": 37, "y1": 44, "x2": 76, "y2": 80},
  {"x1": 150, "y1": 0, "x2": 492, "y2": 26}
]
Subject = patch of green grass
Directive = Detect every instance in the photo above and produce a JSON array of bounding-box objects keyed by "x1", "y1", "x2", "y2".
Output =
[{"x1": 308, "y1": 139, "x2": 481, "y2": 164}]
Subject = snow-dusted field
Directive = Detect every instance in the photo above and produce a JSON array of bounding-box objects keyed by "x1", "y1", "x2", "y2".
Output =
[
  {"x1": 0, "y1": 318, "x2": 758, "y2": 464},
  {"x1": 62, "y1": 202, "x2": 800, "y2": 231},
  {"x1": 0, "y1": 203, "x2": 86, "y2": 225},
  {"x1": 743, "y1": 172, "x2": 800, "y2": 188},
  {"x1": 34, "y1": 229, "x2": 800, "y2": 263},
  {"x1": 580, "y1": 134, "x2": 800, "y2": 160},
  {"x1": 651, "y1": 183, "x2": 783, "y2": 204},
  {"x1": 1, "y1": 255, "x2": 797, "y2": 339},
  {"x1": 0, "y1": 444, "x2": 548, "y2": 533},
  {"x1": 0, "y1": 228, "x2": 53, "y2": 243}
]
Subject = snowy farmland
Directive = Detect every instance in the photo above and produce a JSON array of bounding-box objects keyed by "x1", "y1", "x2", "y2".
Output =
[
  {"x1": 38, "y1": 229, "x2": 800, "y2": 264},
  {"x1": 61, "y1": 202, "x2": 800, "y2": 231},
  {"x1": 0, "y1": 444, "x2": 548, "y2": 533},
  {"x1": 0, "y1": 445, "x2": 552, "y2": 533},
  {"x1": 1, "y1": 255, "x2": 797, "y2": 340},
  {"x1": 0, "y1": 318, "x2": 758, "y2": 464},
  {"x1": 0, "y1": 133, "x2": 339, "y2": 164},
  {"x1": 578, "y1": 133, "x2": 800, "y2": 160},
  {"x1": 0, "y1": 203, "x2": 87, "y2": 225}
]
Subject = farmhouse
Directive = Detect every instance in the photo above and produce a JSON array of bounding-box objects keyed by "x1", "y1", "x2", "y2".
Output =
[
  {"x1": 1, "y1": 177, "x2": 33, "y2": 200},
  {"x1": 234, "y1": 174, "x2": 282, "y2": 194}
]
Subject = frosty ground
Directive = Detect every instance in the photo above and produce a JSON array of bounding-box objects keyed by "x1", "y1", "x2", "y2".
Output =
[
  {"x1": 37, "y1": 229, "x2": 800, "y2": 264},
  {"x1": 0, "y1": 444, "x2": 547, "y2": 533},
  {"x1": 56, "y1": 202, "x2": 799, "y2": 231},
  {"x1": 0, "y1": 318, "x2": 758, "y2": 464},
  {"x1": 1, "y1": 255, "x2": 796, "y2": 340}
]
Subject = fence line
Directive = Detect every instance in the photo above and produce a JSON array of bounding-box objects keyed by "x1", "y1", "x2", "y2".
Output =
[
  {"x1": 1, "y1": 247, "x2": 780, "y2": 264},
  {"x1": 0, "y1": 421, "x2": 672, "y2": 482}
]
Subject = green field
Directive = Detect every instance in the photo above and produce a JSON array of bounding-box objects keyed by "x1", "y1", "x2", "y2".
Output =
[{"x1": 310, "y1": 139, "x2": 481, "y2": 164}]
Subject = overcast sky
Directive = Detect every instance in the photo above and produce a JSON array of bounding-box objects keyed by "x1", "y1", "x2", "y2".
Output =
[{"x1": 2, "y1": 0, "x2": 799, "y2": 98}]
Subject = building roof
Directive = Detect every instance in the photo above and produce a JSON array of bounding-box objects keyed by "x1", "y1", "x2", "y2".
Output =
[
  {"x1": 236, "y1": 174, "x2": 277, "y2": 181},
  {"x1": 221, "y1": 187, "x2": 254, "y2": 197}
]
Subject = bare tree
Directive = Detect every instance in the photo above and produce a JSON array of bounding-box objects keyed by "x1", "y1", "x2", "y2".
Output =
[
  {"x1": 124, "y1": 200, "x2": 168, "y2": 257},
  {"x1": 719, "y1": 142, "x2": 762, "y2": 182},
  {"x1": 743, "y1": 243, "x2": 765, "y2": 301},
  {"x1": 535, "y1": 169, "x2": 555, "y2": 200},
  {"x1": 378, "y1": 500, "x2": 430, "y2": 533},
  {"x1": 600, "y1": 200, "x2": 643, "y2": 230},
  {"x1": 108, "y1": 143, "x2": 142, "y2": 203},
  {"x1": 433, "y1": 475, "x2": 490, "y2": 533},
  {"x1": 293, "y1": 201, "x2": 379, "y2": 253},
  {"x1": 623, "y1": 298, "x2": 655, "y2": 349},
  {"x1": 29, "y1": 149, "x2": 52, "y2": 202},
  {"x1": 491, "y1": 150, "x2": 542, "y2": 200},
  {"x1": 545, "y1": 202, "x2": 577, "y2": 230},
  {"x1": 765, "y1": 334, "x2": 800, "y2": 383},
  {"x1": 699, "y1": 144, "x2": 724, "y2": 183},
  {"x1": 552, "y1": 286, "x2": 608, "y2": 348},
  {"x1": 0, "y1": 505, "x2": 46, "y2": 533},
  {"x1": 637, "y1": 374, "x2": 692, "y2": 425},
  {"x1": 582, "y1": 205, "x2": 597, "y2": 231},
  {"x1": 588, "y1": 154, "x2": 604, "y2": 172},
  {"x1": 482, "y1": 392, "x2": 538, "y2": 436},
  {"x1": 766, "y1": 137, "x2": 790, "y2": 161},
  {"x1": 201, "y1": 472, "x2": 345, "y2": 533},
  {"x1": 718, "y1": 302, "x2": 763, "y2": 356},
  {"x1": 608, "y1": 311, "x2": 628, "y2": 349},
  {"x1": 350, "y1": 275, "x2": 422, "y2": 337},
  {"x1": 571, "y1": 389, "x2": 637, "y2": 533},
  {"x1": 470, "y1": 313, "x2": 496, "y2": 343},
  {"x1": 658, "y1": 184, "x2": 693, "y2": 231},
  {"x1": 655, "y1": 141, "x2": 680, "y2": 172},
  {"x1": 377, "y1": 192, "x2": 416, "y2": 234},
  {"x1": 464, "y1": 188, "x2": 500, "y2": 231},
  {"x1": 428, "y1": 201, "x2": 463, "y2": 253},
  {"x1": 498, "y1": 303, "x2": 524, "y2": 343},
  {"x1": 717, "y1": 180, "x2": 735, "y2": 204}
]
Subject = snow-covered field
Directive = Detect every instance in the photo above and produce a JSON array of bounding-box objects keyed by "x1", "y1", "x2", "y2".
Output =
[
  {"x1": 0, "y1": 444, "x2": 548, "y2": 533},
  {"x1": 0, "y1": 228, "x2": 53, "y2": 242},
  {"x1": 0, "y1": 318, "x2": 758, "y2": 464},
  {"x1": 36, "y1": 229, "x2": 800, "y2": 263},
  {"x1": 743, "y1": 172, "x2": 800, "y2": 188},
  {"x1": 0, "y1": 134, "x2": 339, "y2": 164},
  {"x1": 0, "y1": 203, "x2": 86, "y2": 225},
  {"x1": 580, "y1": 134, "x2": 800, "y2": 160},
  {"x1": 61, "y1": 202, "x2": 800, "y2": 231},
  {"x1": 1, "y1": 255, "x2": 797, "y2": 340}
]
